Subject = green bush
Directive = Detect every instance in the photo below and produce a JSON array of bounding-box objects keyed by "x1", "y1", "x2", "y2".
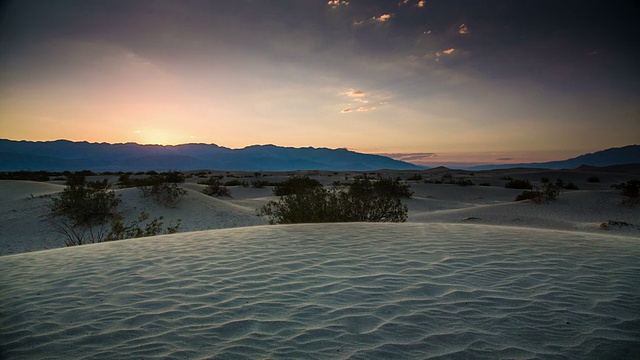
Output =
[{"x1": 258, "y1": 175, "x2": 410, "y2": 224}]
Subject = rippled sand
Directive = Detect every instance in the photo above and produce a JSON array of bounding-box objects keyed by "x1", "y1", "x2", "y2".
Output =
[{"x1": 1, "y1": 223, "x2": 639, "y2": 359}]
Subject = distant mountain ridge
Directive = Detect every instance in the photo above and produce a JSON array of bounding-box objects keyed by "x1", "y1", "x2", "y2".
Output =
[
  {"x1": 466, "y1": 145, "x2": 639, "y2": 170},
  {"x1": 0, "y1": 139, "x2": 422, "y2": 171}
]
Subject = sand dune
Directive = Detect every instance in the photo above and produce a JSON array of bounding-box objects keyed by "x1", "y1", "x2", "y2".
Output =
[{"x1": 1, "y1": 223, "x2": 639, "y2": 359}]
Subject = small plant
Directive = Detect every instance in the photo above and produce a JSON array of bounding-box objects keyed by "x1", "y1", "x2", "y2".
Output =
[
  {"x1": 251, "y1": 179, "x2": 270, "y2": 188},
  {"x1": 505, "y1": 179, "x2": 533, "y2": 190}
]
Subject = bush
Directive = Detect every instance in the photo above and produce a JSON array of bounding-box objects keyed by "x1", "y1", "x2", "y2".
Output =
[
  {"x1": 139, "y1": 181, "x2": 188, "y2": 207},
  {"x1": 505, "y1": 179, "x2": 533, "y2": 189},
  {"x1": 456, "y1": 178, "x2": 474, "y2": 186},
  {"x1": 587, "y1": 176, "x2": 600, "y2": 183},
  {"x1": 200, "y1": 177, "x2": 232, "y2": 197},
  {"x1": 0, "y1": 171, "x2": 53, "y2": 182},
  {"x1": 50, "y1": 183, "x2": 121, "y2": 226},
  {"x1": 48, "y1": 183, "x2": 181, "y2": 246},
  {"x1": 224, "y1": 179, "x2": 245, "y2": 187},
  {"x1": 612, "y1": 179, "x2": 640, "y2": 206},
  {"x1": 407, "y1": 174, "x2": 423, "y2": 181},
  {"x1": 258, "y1": 175, "x2": 409, "y2": 224},
  {"x1": 273, "y1": 175, "x2": 323, "y2": 196},
  {"x1": 106, "y1": 212, "x2": 181, "y2": 241},
  {"x1": 514, "y1": 181, "x2": 560, "y2": 203},
  {"x1": 251, "y1": 179, "x2": 270, "y2": 188}
]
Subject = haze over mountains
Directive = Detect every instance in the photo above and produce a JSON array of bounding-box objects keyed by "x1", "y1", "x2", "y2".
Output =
[{"x1": 0, "y1": 140, "x2": 637, "y2": 172}]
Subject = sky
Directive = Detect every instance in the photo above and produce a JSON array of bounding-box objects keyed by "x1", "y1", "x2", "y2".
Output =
[{"x1": 0, "y1": 0, "x2": 638, "y2": 167}]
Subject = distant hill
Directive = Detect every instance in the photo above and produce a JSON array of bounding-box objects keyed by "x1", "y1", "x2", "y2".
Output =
[
  {"x1": 0, "y1": 139, "x2": 422, "y2": 172},
  {"x1": 466, "y1": 145, "x2": 640, "y2": 170}
]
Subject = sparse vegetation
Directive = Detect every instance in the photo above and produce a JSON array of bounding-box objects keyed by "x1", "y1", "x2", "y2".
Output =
[
  {"x1": 514, "y1": 178, "x2": 561, "y2": 203},
  {"x1": 258, "y1": 175, "x2": 411, "y2": 224},
  {"x1": 587, "y1": 176, "x2": 600, "y2": 183},
  {"x1": 612, "y1": 179, "x2": 640, "y2": 206},
  {"x1": 48, "y1": 176, "x2": 181, "y2": 246},
  {"x1": 200, "y1": 177, "x2": 232, "y2": 197},
  {"x1": 273, "y1": 175, "x2": 323, "y2": 196},
  {"x1": 505, "y1": 179, "x2": 533, "y2": 190}
]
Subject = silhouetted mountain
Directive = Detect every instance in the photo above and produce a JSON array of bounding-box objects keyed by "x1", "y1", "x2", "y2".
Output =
[
  {"x1": 465, "y1": 145, "x2": 639, "y2": 170},
  {"x1": 0, "y1": 140, "x2": 423, "y2": 172}
]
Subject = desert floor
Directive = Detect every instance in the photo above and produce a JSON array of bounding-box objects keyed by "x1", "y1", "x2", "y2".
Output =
[{"x1": 1, "y1": 166, "x2": 639, "y2": 359}]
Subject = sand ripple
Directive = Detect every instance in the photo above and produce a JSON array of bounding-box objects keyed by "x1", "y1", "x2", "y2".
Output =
[{"x1": 1, "y1": 223, "x2": 639, "y2": 359}]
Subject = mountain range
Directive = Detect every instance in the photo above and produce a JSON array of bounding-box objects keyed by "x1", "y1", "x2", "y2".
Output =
[
  {"x1": 0, "y1": 139, "x2": 421, "y2": 172},
  {"x1": 465, "y1": 145, "x2": 639, "y2": 170},
  {"x1": 0, "y1": 140, "x2": 637, "y2": 172}
]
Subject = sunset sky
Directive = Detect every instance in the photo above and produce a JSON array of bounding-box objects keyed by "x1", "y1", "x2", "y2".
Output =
[{"x1": 0, "y1": 0, "x2": 638, "y2": 166}]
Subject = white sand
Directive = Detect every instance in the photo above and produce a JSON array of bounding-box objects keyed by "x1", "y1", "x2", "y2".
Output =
[{"x1": 1, "y1": 223, "x2": 639, "y2": 359}]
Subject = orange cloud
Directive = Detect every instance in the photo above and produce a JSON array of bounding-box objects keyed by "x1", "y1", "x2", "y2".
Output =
[
  {"x1": 341, "y1": 108, "x2": 353, "y2": 113},
  {"x1": 372, "y1": 14, "x2": 392, "y2": 22},
  {"x1": 458, "y1": 24, "x2": 469, "y2": 34},
  {"x1": 346, "y1": 89, "x2": 366, "y2": 97}
]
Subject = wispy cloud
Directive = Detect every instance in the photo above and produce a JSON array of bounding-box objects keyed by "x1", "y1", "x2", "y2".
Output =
[
  {"x1": 357, "y1": 106, "x2": 376, "y2": 112},
  {"x1": 458, "y1": 24, "x2": 469, "y2": 34},
  {"x1": 346, "y1": 89, "x2": 366, "y2": 97},
  {"x1": 327, "y1": 0, "x2": 349, "y2": 7},
  {"x1": 340, "y1": 108, "x2": 353, "y2": 113},
  {"x1": 372, "y1": 14, "x2": 392, "y2": 22}
]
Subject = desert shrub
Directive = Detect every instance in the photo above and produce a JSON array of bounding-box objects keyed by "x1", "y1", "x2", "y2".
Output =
[
  {"x1": 612, "y1": 179, "x2": 640, "y2": 206},
  {"x1": 514, "y1": 181, "x2": 560, "y2": 203},
  {"x1": 139, "y1": 181, "x2": 188, "y2": 207},
  {"x1": 563, "y1": 182, "x2": 579, "y2": 190},
  {"x1": 48, "y1": 183, "x2": 122, "y2": 246},
  {"x1": 501, "y1": 176, "x2": 513, "y2": 181},
  {"x1": 515, "y1": 190, "x2": 545, "y2": 203},
  {"x1": 158, "y1": 170, "x2": 185, "y2": 183},
  {"x1": 106, "y1": 212, "x2": 181, "y2": 241},
  {"x1": 201, "y1": 177, "x2": 232, "y2": 197},
  {"x1": 48, "y1": 183, "x2": 181, "y2": 246},
  {"x1": 587, "y1": 176, "x2": 600, "y2": 183},
  {"x1": 224, "y1": 179, "x2": 245, "y2": 186},
  {"x1": 258, "y1": 175, "x2": 409, "y2": 224},
  {"x1": 408, "y1": 174, "x2": 423, "y2": 181},
  {"x1": 0, "y1": 171, "x2": 53, "y2": 182},
  {"x1": 456, "y1": 178, "x2": 474, "y2": 186},
  {"x1": 251, "y1": 179, "x2": 270, "y2": 188},
  {"x1": 440, "y1": 173, "x2": 455, "y2": 184},
  {"x1": 505, "y1": 179, "x2": 533, "y2": 189},
  {"x1": 50, "y1": 183, "x2": 121, "y2": 226},
  {"x1": 479, "y1": 182, "x2": 491, "y2": 186},
  {"x1": 273, "y1": 175, "x2": 323, "y2": 196}
]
